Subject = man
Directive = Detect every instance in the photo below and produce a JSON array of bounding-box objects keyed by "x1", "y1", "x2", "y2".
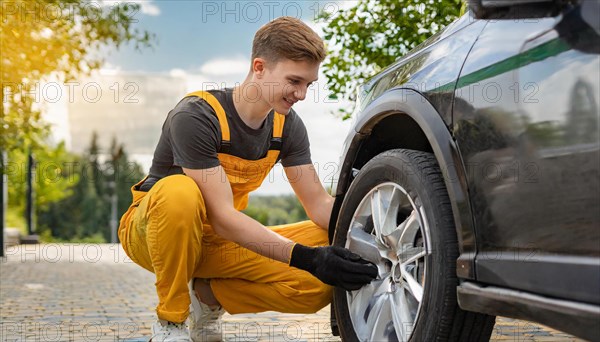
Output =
[{"x1": 118, "y1": 16, "x2": 378, "y2": 341}]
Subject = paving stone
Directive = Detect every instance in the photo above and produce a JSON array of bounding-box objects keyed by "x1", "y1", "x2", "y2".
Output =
[{"x1": 0, "y1": 244, "x2": 585, "y2": 341}]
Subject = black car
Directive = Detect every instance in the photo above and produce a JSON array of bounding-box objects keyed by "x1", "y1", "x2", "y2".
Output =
[{"x1": 329, "y1": 0, "x2": 599, "y2": 341}]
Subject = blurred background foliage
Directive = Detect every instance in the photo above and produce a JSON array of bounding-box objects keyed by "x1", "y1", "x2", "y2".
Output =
[
  {"x1": 2, "y1": 0, "x2": 154, "y2": 241},
  {"x1": 244, "y1": 195, "x2": 309, "y2": 227},
  {"x1": 318, "y1": 0, "x2": 465, "y2": 118},
  {"x1": 7, "y1": 132, "x2": 146, "y2": 242}
]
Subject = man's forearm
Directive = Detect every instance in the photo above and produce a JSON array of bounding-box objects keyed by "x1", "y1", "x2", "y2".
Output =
[
  {"x1": 209, "y1": 209, "x2": 295, "y2": 263},
  {"x1": 308, "y1": 194, "x2": 335, "y2": 230}
]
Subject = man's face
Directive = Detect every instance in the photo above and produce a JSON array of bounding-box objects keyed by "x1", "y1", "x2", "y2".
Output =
[{"x1": 256, "y1": 59, "x2": 320, "y2": 115}]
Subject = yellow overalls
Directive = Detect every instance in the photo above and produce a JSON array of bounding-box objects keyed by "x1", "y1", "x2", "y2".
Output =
[{"x1": 118, "y1": 91, "x2": 332, "y2": 323}]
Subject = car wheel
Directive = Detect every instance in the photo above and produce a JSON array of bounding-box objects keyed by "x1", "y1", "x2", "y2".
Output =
[{"x1": 333, "y1": 149, "x2": 495, "y2": 341}]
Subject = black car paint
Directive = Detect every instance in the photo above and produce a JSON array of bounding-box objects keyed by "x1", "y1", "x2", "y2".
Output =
[
  {"x1": 453, "y1": 5, "x2": 599, "y2": 305},
  {"x1": 331, "y1": 2, "x2": 599, "y2": 340}
]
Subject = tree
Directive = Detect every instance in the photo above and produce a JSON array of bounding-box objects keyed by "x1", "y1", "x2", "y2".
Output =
[
  {"x1": 5, "y1": 141, "x2": 78, "y2": 232},
  {"x1": 318, "y1": 0, "x2": 465, "y2": 118},
  {"x1": 1, "y1": 0, "x2": 154, "y2": 152},
  {"x1": 1, "y1": 0, "x2": 153, "y2": 240},
  {"x1": 37, "y1": 134, "x2": 144, "y2": 241},
  {"x1": 106, "y1": 135, "x2": 145, "y2": 242}
]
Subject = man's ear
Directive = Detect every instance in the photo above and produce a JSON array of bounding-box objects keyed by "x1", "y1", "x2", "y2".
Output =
[{"x1": 252, "y1": 58, "x2": 266, "y2": 78}]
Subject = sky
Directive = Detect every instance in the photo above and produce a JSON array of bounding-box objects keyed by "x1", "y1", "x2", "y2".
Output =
[
  {"x1": 92, "y1": 1, "x2": 358, "y2": 195},
  {"x1": 103, "y1": 1, "x2": 350, "y2": 72}
]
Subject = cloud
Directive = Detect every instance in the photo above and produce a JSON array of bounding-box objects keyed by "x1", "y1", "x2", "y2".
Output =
[
  {"x1": 168, "y1": 58, "x2": 248, "y2": 91},
  {"x1": 199, "y1": 57, "x2": 250, "y2": 76},
  {"x1": 102, "y1": 0, "x2": 161, "y2": 16},
  {"x1": 169, "y1": 68, "x2": 187, "y2": 78},
  {"x1": 137, "y1": 1, "x2": 160, "y2": 16},
  {"x1": 99, "y1": 62, "x2": 122, "y2": 75},
  {"x1": 529, "y1": 58, "x2": 599, "y2": 123}
]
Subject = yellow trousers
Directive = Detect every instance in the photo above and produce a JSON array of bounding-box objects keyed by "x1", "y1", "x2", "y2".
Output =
[{"x1": 118, "y1": 175, "x2": 332, "y2": 323}]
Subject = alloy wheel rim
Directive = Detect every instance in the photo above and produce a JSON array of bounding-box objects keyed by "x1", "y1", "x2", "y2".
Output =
[{"x1": 344, "y1": 182, "x2": 431, "y2": 342}]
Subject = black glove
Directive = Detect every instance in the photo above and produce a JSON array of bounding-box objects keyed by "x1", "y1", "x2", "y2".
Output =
[{"x1": 289, "y1": 244, "x2": 378, "y2": 291}]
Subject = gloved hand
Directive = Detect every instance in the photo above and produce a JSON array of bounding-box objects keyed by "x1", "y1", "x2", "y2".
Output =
[{"x1": 289, "y1": 244, "x2": 378, "y2": 291}]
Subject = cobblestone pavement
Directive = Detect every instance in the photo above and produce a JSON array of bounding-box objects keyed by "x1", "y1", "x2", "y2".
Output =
[{"x1": 0, "y1": 244, "x2": 584, "y2": 341}]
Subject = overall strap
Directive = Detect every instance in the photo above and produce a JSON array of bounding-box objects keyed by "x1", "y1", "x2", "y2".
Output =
[
  {"x1": 186, "y1": 90, "x2": 231, "y2": 153},
  {"x1": 270, "y1": 112, "x2": 286, "y2": 151},
  {"x1": 185, "y1": 90, "x2": 286, "y2": 154}
]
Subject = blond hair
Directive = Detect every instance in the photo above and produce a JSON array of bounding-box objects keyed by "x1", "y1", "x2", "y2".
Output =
[{"x1": 252, "y1": 16, "x2": 326, "y2": 64}]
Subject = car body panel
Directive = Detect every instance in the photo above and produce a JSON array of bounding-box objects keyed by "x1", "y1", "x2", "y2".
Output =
[
  {"x1": 457, "y1": 282, "x2": 600, "y2": 341},
  {"x1": 356, "y1": 14, "x2": 485, "y2": 127},
  {"x1": 453, "y1": 4, "x2": 600, "y2": 304}
]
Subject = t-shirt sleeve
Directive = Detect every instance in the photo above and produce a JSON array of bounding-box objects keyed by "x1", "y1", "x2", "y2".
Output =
[
  {"x1": 169, "y1": 100, "x2": 221, "y2": 170},
  {"x1": 281, "y1": 112, "x2": 312, "y2": 167}
]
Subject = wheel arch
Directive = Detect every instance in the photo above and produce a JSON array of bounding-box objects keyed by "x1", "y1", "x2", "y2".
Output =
[{"x1": 331, "y1": 88, "x2": 476, "y2": 279}]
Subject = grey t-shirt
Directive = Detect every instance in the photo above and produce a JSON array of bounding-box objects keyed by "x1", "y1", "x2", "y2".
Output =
[{"x1": 148, "y1": 88, "x2": 312, "y2": 178}]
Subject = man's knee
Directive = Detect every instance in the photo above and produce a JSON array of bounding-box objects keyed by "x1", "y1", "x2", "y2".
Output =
[
  {"x1": 301, "y1": 288, "x2": 332, "y2": 313},
  {"x1": 289, "y1": 278, "x2": 333, "y2": 314},
  {"x1": 151, "y1": 175, "x2": 206, "y2": 219}
]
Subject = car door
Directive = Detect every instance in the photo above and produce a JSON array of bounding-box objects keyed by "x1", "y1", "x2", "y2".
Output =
[{"x1": 453, "y1": 1, "x2": 600, "y2": 304}]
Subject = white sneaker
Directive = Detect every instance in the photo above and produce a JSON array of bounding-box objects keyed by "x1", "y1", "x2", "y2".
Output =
[
  {"x1": 189, "y1": 279, "x2": 225, "y2": 342},
  {"x1": 150, "y1": 320, "x2": 192, "y2": 341}
]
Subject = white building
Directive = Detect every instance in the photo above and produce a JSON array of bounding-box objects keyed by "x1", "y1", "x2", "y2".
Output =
[{"x1": 66, "y1": 72, "x2": 187, "y2": 157}]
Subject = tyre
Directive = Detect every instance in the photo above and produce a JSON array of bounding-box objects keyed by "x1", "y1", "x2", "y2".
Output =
[{"x1": 333, "y1": 149, "x2": 495, "y2": 342}]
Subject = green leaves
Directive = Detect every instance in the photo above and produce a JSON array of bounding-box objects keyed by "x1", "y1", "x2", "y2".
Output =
[
  {"x1": 318, "y1": 0, "x2": 462, "y2": 118},
  {"x1": 1, "y1": 0, "x2": 155, "y2": 152},
  {"x1": 34, "y1": 134, "x2": 145, "y2": 241},
  {"x1": 243, "y1": 195, "x2": 308, "y2": 226}
]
